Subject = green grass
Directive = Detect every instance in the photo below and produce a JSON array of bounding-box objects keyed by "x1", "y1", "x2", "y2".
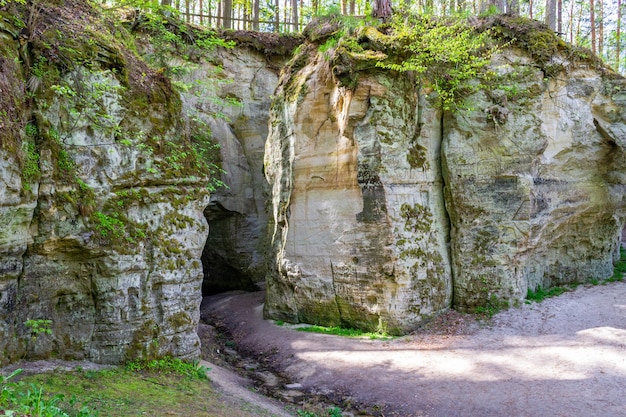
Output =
[
  {"x1": 296, "y1": 407, "x2": 342, "y2": 417},
  {"x1": 2, "y1": 358, "x2": 283, "y2": 417},
  {"x1": 473, "y1": 294, "x2": 510, "y2": 318},
  {"x1": 295, "y1": 325, "x2": 391, "y2": 340},
  {"x1": 125, "y1": 356, "x2": 209, "y2": 379},
  {"x1": 526, "y1": 285, "x2": 569, "y2": 303}
]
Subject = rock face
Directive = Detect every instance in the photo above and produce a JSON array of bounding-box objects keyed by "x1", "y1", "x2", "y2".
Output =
[
  {"x1": 196, "y1": 46, "x2": 283, "y2": 295},
  {"x1": 265, "y1": 53, "x2": 452, "y2": 333},
  {"x1": 444, "y1": 51, "x2": 626, "y2": 310},
  {"x1": 0, "y1": 3, "x2": 211, "y2": 364},
  {"x1": 2, "y1": 2, "x2": 625, "y2": 364},
  {"x1": 0, "y1": 0, "x2": 297, "y2": 364},
  {"x1": 264, "y1": 28, "x2": 626, "y2": 332}
]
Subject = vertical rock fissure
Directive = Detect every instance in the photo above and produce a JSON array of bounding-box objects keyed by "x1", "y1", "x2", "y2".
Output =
[
  {"x1": 438, "y1": 111, "x2": 454, "y2": 308},
  {"x1": 329, "y1": 260, "x2": 344, "y2": 324}
]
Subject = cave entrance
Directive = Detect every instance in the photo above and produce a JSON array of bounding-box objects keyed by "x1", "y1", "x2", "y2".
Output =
[{"x1": 201, "y1": 201, "x2": 262, "y2": 296}]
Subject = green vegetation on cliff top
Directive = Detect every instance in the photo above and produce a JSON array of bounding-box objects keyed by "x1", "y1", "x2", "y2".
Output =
[{"x1": 294, "y1": 11, "x2": 612, "y2": 111}]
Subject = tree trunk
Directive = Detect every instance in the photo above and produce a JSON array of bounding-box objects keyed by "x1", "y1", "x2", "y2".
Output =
[
  {"x1": 569, "y1": 0, "x2": 574, "y2": 43},
  {"x1": 274, "y1": 0, "x2": 279, "y2": 32},
  {"x1": 480, "y1": 0, "x2": 504, "y2": 14},
  {"x1": 618, "y1": 0, "x2": 622, "y2": 71},
  {"x1": 529, "y1": 0, "x2": 533, "y2": 19},
  {"x1": 545, "y1": 0, "x2": 556, "y2": 30},
  {"x1": 591, "y1": 0, "x2": 596, "y2": 54},
  {"x1": 508, "y1": 0, "x2": 519, "y2": 15},
  {"x1": 576, "y1": 0, "x2": 582, "y2": 44},
  {"x1": 424, "y1": 0, "x2": 433, "y2": 13},
  {"x1": 557, "y1": 0, "x2": 562, "y2": 34},
  {"x1": 291, "y1": 0, "x2": 298, "y2": 31},
  {"x1": 223, "y1": 0, "x2": 232, "y2": 29},
  {"x1": 457, "y1": 0, "x2": 466, "y2": 13},
  {"x1": 372, "y1": 0, "x2": 392, "y2": 18},
  {"x1": 253, "y1": 0, "x2": 259, "y2": 30},
  {"x1": 599, "y1": 0, "x2": 604, "y2": 58}
]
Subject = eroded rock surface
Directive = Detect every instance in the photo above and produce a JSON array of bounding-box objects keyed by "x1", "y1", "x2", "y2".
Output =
[
  {"x1": 196, "y1": 46, "x2": 285, "y2": 294},
  {"x1": 265, "y1": 52, "x2": 452, "y2": 333},
  {"x1": 264, "y1": 25, "x2": 626, "y2": 332},
  {"x1": 0, "y1": 3, "x2": 211, "y2": 364},
  {"x1": 444, "y1": 52, "x2": 626, "y2": 310}
]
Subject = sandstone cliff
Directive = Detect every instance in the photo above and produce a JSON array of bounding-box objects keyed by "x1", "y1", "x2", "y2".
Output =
[
  {"x1": 0, "y1": 0, "x2": 298, "y2": 364},
  {"x1": 264, "y1": 16, "x2": 626, "y2": 333},
  {"x1": 0, "y1": 1, "x2": 221, "y2": 364},
  {"x1": 2, "y1": 2, "x2": 625, "y2": 364}
]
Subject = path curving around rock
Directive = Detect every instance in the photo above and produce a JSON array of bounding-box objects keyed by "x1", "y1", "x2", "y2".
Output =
[{"x1": 201, "y1": 281, "x2": 626, "y2": 417}]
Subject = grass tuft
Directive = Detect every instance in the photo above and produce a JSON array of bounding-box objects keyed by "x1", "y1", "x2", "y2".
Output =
[
  {"x1": 125, "y1": 356, "x2": 209, "y2": 380},
  {"x1": 295, "y1": 325, "x2": 391, "y2": 340},
  {"x1": 526, "y1": 285, "x2": 569, "y2": 303}
]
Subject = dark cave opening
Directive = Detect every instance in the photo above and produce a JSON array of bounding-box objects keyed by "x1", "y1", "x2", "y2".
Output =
[{"x1": 201, "y1": 201, "x2": 259, "y2": 296}]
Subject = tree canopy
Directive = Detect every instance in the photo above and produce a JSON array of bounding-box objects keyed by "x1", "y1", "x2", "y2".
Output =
[{"x1": 103, "y1": 0, "x2": 625, "y2": 74}]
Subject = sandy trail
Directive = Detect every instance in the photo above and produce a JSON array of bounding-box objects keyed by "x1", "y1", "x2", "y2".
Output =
[{"x1": 202, "y1": 281, "x2": 626, "y2": 417}]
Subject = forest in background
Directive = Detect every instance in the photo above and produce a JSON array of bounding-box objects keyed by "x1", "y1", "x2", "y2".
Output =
[{"x1": 105, "y1": 0, "x2": 625, "y2": 74}]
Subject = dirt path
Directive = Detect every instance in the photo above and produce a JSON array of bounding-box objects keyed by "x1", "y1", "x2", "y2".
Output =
[{"x1": 201, "y1": 281, "x2": 626, "y2": 417}]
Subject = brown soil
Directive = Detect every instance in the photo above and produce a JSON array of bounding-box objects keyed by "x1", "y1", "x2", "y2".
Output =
[{"x1": 200, "y1": 281, "x2": 626, "y2": 417}]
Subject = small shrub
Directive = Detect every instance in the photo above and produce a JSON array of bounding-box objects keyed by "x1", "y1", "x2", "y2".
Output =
[
  {"x1": 327, "y1": 406, "x2": 342, "y2": 417},
  {"x1": 21, "y1": 142, "x2": 41, "y2": 189},
  {"x1": 25, "y1": 319, "x2": 52, "y2": 337}
]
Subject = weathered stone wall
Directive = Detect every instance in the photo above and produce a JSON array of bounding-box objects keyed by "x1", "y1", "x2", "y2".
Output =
[
  {"x1": 264, "y1": 37, "x2": 626, "y2": 332},
  {"x1": 193, "y1": 47, "x2": 283, "y2": 294},
  {"x1": 265, "y1": 52, "x2": 452, "y2": 333},
  {"x1": 0, "y1": 7, "x2": 210, "y2": 364},
  {"x1": 2, "y1": 2, "x2": 626, "y2": 362},
  {"x1": 444, "y1": 51, "x2": 626, "y2": 310}
]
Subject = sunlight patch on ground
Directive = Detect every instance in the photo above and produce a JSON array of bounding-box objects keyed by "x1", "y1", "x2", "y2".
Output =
[{"x1": 292, "y1": 328, "x2": 626, "y2": 383}]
